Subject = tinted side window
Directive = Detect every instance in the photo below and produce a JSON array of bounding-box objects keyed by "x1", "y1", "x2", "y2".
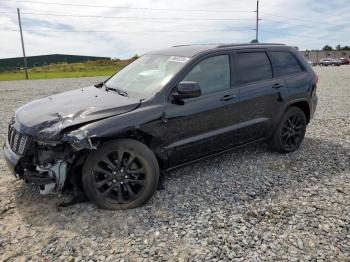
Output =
[
  {"x1": 184, "y1": 55, "x2": 230, "y2": 94},
  {"x1": 271, "y1": 51, "x2": 303, "y2": 76},
  {"x1": 236, "y1": 52, "x2": 272, "y2": 84}
]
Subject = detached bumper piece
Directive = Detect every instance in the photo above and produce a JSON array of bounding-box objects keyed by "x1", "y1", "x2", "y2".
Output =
[
  {"x1": 24, "y1": 170, "x2": 56, "y2": 185},
  {"x1": 24, "y1": 160, "x2": 68, "y2": 195}
]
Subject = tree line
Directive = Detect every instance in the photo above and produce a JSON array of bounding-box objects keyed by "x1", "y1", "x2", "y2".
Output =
[{"x1": 322, "y1": 45, "x2": 350, "y2": 51}]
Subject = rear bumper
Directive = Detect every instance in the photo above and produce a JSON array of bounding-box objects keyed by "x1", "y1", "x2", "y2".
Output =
[
  {"x1": 3, "y1": 139, "x2": 21, "y2": 176},
  {"x1": 310, "y1": 95, "x2": 318, "y2": 120}
]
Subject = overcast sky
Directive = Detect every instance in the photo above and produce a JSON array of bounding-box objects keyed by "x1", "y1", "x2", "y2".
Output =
[{"x1": 0, "y1": 0, "x2": 349, "y2": 59}]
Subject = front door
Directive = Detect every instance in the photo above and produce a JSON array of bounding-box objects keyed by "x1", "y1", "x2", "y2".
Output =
[{"x1": 162, "y1": 54, "x2": 241, "y2": 166}]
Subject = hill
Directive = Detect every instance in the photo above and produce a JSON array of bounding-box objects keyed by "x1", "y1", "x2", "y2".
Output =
[{"x1": 0, "y1": 58, "x2": 135, "y2": 81}]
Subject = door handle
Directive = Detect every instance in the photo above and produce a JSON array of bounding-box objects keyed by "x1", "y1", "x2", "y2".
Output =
[
  {"x1": 220, "y1": 94, "x2": 237, "y2": 101},
  {"x1": 272, "y1": 83, "x2": 283, "y2": 89}
]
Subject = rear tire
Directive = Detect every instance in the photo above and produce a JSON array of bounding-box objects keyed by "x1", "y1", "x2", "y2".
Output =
[
  {"x1": 269, "y1": 107, "x2": 307, "y2": 153},
  {"x1": 82, "y1": 139, "x2": 159, "y2": 210}
]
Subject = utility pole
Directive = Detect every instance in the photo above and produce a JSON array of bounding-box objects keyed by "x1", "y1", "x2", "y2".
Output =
[
  {"x1": 17, "y1": 8, "x2": 28, "y2": 80},
  {"x1": 255, "y1": 0, "x2": 260, "y2": 42}
]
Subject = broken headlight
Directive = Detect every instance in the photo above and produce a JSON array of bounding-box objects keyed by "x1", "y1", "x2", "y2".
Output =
[{"x1": 63, "y1": 129, "x2": 94, "y2": 151}]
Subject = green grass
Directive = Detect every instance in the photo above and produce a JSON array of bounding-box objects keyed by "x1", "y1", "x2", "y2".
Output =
[
  {"x1": 0, "y1": 59, "x2": 134, "y2": 81},
  {"x1": 0, "y1": 70, "x2": 116, "y2": 80}
]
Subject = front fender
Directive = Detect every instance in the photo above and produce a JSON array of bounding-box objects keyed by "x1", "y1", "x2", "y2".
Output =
[{"x1": 80, "y1": 102, "x2": 164, "y2": 142}]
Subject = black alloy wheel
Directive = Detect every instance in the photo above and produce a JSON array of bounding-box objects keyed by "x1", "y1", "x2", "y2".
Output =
[
  {"x1": 280, "y1": 113, "x2": 305, "y2": 150},
  {"x1": 93, "y1": 151, "x2": 146, "y2": 203},
  {"x1": 269, "y1": 107, "x2": 307, "y2": 153},
  {"x1": 82, "y1": 139, "x2": 159, "y2": 209}
]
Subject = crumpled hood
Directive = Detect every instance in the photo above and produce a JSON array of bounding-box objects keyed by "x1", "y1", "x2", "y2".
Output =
[{"x1": 14, "y1": 86, "x2": 141, "y2": 139}]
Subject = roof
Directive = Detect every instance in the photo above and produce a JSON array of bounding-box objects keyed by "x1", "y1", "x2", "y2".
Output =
[{"x1": 151, "y1": 43, "x2": 286, "y2": 57}]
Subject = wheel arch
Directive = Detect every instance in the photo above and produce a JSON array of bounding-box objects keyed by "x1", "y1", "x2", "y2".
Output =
[
  {"x1": 86, "y1": 129, "x2": 168, "y2": 169},
  {"x1": 268, "y1": 99, "x2": 311, "y2": 140},
  {"x1": 286, "y1": 100, "x2": 311, "y2": 123}
]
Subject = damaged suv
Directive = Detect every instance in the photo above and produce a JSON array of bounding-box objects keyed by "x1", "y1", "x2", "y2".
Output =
[{"x1": 3, "y1": 43, "x2": 318, "y2": 209}]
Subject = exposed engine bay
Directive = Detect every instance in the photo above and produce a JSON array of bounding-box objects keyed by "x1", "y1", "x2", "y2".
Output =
[{"x1": 26, "y1": 143, "x2": 70, "y2": 195}]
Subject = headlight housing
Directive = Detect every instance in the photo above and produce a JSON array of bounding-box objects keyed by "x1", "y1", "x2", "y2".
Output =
[{"x1": 63, "y1": 129, "x2": 94, "y2": 151}]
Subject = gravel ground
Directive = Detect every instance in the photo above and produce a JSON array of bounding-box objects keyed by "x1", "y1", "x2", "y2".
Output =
[{"x1": 0, "y1": 68, "x2": 349, "y2": 262}]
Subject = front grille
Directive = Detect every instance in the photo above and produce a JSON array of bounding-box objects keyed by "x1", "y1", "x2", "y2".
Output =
[{"x1": 8, "y1": 125, "x2": 30, "y2": 155}]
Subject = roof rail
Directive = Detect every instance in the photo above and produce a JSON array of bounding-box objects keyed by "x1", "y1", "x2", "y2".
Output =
[
  {"x1": 217, "y1": 43, "x2": 285, "y2": 48},
  {"x1": 172, "y1": 44, "x2": 192, "y2": 47},
  {"x1": 172, "y1": 43, "x2": 221, "y2": 48}
]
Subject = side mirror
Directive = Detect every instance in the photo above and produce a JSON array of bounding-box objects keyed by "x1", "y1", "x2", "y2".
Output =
[
  {"x1": 173, "y1": 81, "x2": 201, "y2": 100},
  {"x1": 94, "y1": 82, "x2": 104, "y2": 88}
]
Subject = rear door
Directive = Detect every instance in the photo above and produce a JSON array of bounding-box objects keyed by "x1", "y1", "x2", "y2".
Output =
[
  {"x1": 232, "y1": 49, "x2": 288, "y2": 143},
  {"x1": 270, "y1": 51, "x2": 310, "y2": 101}
]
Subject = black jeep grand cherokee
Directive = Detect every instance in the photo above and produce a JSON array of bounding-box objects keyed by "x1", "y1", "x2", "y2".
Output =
[{"x1": 3, "y1": 43, "x2": 318, "y2": 209}]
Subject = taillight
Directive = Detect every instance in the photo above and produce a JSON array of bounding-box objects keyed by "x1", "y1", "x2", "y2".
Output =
[
  {"x1": 311, "y1": 75, "x2": 318, "y2": 97},
  {"x1": 314, "y1": 74, "x2": 319, "y2": 85}
]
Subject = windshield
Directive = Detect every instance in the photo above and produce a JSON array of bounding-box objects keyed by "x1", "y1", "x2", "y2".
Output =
[{"x1": 106, "y1": 54, "x2": 190, "y2": 98}]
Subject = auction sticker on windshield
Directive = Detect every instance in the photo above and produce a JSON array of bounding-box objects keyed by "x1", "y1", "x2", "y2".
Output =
[{"x1": 168, "y1": 56, "x2": 190, "y2": 63}]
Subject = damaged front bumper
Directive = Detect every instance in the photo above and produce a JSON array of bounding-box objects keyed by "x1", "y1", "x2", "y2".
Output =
[
  {"x1": 3, "y1": 124, "x2": 95, "y2": 195},
  {"x1": 3, "y1": 139, "x2": 21, "y2": 176},
  {"x1": 3, "y1": 138, "x2": 68, "y2": 194}
]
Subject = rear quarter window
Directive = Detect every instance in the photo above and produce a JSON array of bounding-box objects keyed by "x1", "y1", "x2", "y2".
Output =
[{"x1": 271, "y1": 51, "x2": 303, "y2": 76}]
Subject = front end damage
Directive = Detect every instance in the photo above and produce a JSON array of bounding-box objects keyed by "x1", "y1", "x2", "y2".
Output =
[
  {"x1": 3, "y1": 85, "x2": 142, "y2": 196},
  {"x1": 3, "y1": 123, "x2": 95, "y2": 195}
]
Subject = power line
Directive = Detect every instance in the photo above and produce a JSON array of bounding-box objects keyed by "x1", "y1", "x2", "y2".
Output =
[
  {"x1": 1, "y1": 5, "x2": 347, "y2": 27},
  {"x1": 1, "y1": 28, "x2": 254, "y2": 33},
  {"x1": 2, "y1": 1, "x2": 348, "y2": 36},
  {"x1": 0, "y1": 11, "x2": 254, "y2": 21},
  {"x1": 0, "y1": 0, "x2": 256, "y2": 13},
  {"x1": 0, "y1": 10, "x2": 234, "y2": 25},
  {"x1": 2, "y1": 10, "x2": 349, "y2": 37},
  {"x1": 0, "y1": 11, "x2": 17, "y2": 14}
]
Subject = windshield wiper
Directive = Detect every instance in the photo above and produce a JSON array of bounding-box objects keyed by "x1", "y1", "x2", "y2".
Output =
[{"x1": 104, "y1": 84, "x2": 128, "y2": 97}]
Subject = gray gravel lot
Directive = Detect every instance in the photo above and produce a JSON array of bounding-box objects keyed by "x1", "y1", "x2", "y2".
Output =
[{"x1": 0, "y1": 68, "x2": 349, "y2": 261}]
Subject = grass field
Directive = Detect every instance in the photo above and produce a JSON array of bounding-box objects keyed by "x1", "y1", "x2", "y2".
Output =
[{"x1": 0, "y1": 58, "x2": 134, "y2": 81}]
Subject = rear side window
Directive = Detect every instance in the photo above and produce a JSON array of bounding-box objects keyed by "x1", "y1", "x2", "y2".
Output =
[
  {"x1": 271, "y1": 51, "x2": 303, "y2": 76},
  {"x1": 236, "y1": 52, "x2": 272, "y2": 84}
]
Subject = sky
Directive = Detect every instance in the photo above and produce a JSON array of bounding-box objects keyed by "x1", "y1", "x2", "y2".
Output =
[{"x1": 0, "y1": 0, "x2": 349, "y2": 59}]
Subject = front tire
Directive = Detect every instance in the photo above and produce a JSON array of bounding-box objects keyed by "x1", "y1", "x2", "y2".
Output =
[
  {"x1": 269, "y1": 107, "x2": 307, "y2": 153},
  {"x1": 82, "y1": 139, "x2": 159, "y2": 210}
]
